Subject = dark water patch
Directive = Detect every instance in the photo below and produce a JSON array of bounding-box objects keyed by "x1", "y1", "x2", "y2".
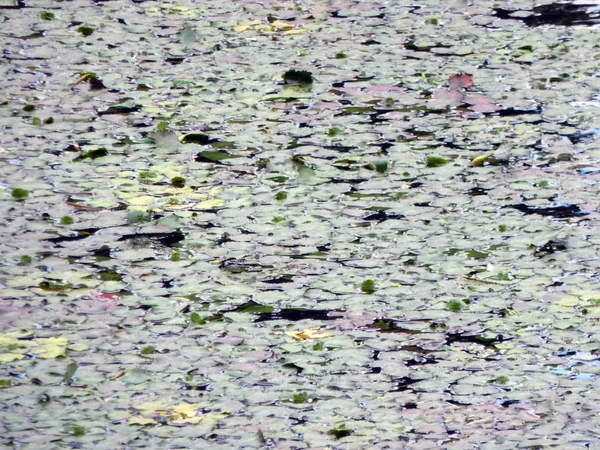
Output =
[
  {"x1": 254, "y1": 308, "x2": 340, "y2": 322},
  {"x1": 98, "y1": 104, "x2": 142, "y2": 115},
  {"x1": 446, "y1": 399, "x2": 472, "y2": 406},
  {"x1": 345, "y1": 191, "x2": 391, "y2": 199},
  {"x1": 117, "y1": 230, "x2": 185, "y2": 247},
  {"x1": 340, "y1": 106, "x2": 376, "y2": 116},
  {"x1": 493, "y1": 3, "x2": 600, "y2": 27},
  {"x1": 367, "y1": 111, "x2": 393, "y2": 124},
  {"x1": 496, "y1": 398, "x2": 522, "y2": 408},
  {"x1": 282, "y1": 69, "x2": 313, "y2": 85},
  {"x1": 226, "y1": 300, "x2": 274, "y2": 314},
  {"x1": 389, "y1": 376, "x2": 422, "y2": 392},
  {"x1": 289, "y1": 250, "x2": 330, "y2": 260},
  {"x1": 195, "y1": 150, "x2": 241, "y2": 163},
  {"x1": 504, "y1": 203, "x2": 588, "y2": 218},
  {"x1": 564, "y1": 128, "x2": 600, "y2": 144},
  {"x1": 405, "y1": 355, "x2": 438, "y2": 366},
  {"x1": 489, "y1": 106, "x2": 542, "y2": 117},
  {"x1": 403, "y1": 41, "x2": 452, "y2": 52},
  {"x1": 466, "y1": 187, "x2": 490, "y2": 196},
  {"x1": 367, "y1": 319, "x2": 423, "y2": 334},
  {"x1": 261, "y1": 274, "x2": 295, "y2": 284},
  {"x1": 330, "y1": 177, "x2": 370, "y2": 184},
  {"x1": 534, "y1": 240, "x2": 567, "y2": 258},
  {"x1": 323, "y1": 145, "x2": 358, "y2": 152},
  {"x1": 91, "y1": 245, "x2": 112, "y2": 260},
  {"x1": 46, "y1": 228, "x2": 101, "y2": 245},
  {"x1": 219, "y1": 259, "x2": 271, "y2": 273},
  {"x1": 331, "y1": 76, "x2": 375, "y2": 89},
  {"x1": 445, "y1": 332, "x2": 511, "y2": 350},
  {"x1": 166, "y1": 56, "x2": 185, "y2": 65},
  {"x1": 0, "y1": 0, "x2": 26, "y2": 9},
  {"x1": 180, "y1": 133, "x2": 215, "y2": 145},
  {"x1": 362, "y1": 210, "x2": 405, "y2": 223}
]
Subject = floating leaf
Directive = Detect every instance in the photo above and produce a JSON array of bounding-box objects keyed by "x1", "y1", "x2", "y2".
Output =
[
  {"x1": 285, "y1": 329, "x2": 332, "y2": 341},
  {"x1": 426, "y1": 156, "x2": 449, "y2": 168},
  {"x1": 448, "y1": 72, "x2": 473, "y2": 90}
]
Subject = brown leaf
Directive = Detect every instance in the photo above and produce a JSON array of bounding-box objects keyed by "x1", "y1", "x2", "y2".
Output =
[{"x1": 448, "y1": 73, "x2": 473, "y2": 90}]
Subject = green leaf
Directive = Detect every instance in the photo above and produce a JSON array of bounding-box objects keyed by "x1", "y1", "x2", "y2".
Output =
[
  {"x1": 140, "y1": 346, "x2": 156, "y2": 355},
  {"x1": 426, "y1": 156, "x2": 449, "y2": 168},
  {"x1": 63, "y1": 362, "x2": 78, "y2": 384}
]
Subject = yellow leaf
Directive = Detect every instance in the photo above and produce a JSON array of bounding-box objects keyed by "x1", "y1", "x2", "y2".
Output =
[
  {"x1": 472, "y1": 153, "x2": 493, "y2": 166},
  {"x1": 128, "y1": 416, "x2": 157, "y2": 426},
  {"x1": 285, "y1": 329, "x2": 332, "y2": 341},
  {"x1": 125, "y1": 195, "x2": 156, "y2": 206},
  {"x1": 556, "y1": 296, "x2": 580, "y2": 307},
  {"x1": 284, "y1": 29, "x2": 305, "y2": 35},
  {"x1": 68, "y1": 343, "x2": 89, "y2": 352},
  {"x1": 34, "y1": 337, "x2": 68, "y2": 359},
  {"x1": 0, "y1": 353, "x2": 25, "y2": 363},
  {"x1": 194, "y1": 199, "x2": 225, "y2": 209},
  {"x1": 269, "y1": 20, "x2": 294, "y2": 31},
  {"x1": 172, "y1": 403, "x2": 197, "y2": 416}
]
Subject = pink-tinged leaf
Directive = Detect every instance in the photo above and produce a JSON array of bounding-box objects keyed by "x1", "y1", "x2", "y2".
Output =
[
  {"x1": 311, "y1": 100, "x2": 342, "y2": 110},
  {"x1": 90, "y1": 290, "x2": 118, "y2": 301},
  {"x1": 448, "y1": 73, "x2": 473, "y2": 90},
  {"x1": 364, "y1": 85, "x2": 404, "y2": 93},
  {"x1": 464, "y1": 95, "x2": 501, "y2": 112},
  {"x1": 431, "y1": 89, "x2": 465, "y2": 108},
  {"x1": 469, "y1": 103, "x2": 501, "y2": 113}
]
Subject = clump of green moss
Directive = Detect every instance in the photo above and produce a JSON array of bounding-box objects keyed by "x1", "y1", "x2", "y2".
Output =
[
  {"x1": 20, "y1": 255, "x2": 33, "y2": 265},
  {"x1": 11, "y1": 188, "x2": 29, "y2": 199},
  {"x1": 40, "y1": 12, "x2": 55, "y2": 20},
  {"x1": 328, "y1": 424, "x2": 352, "y2": 439},
  {"x1": 75, "y1": 148, "x2": 108, "y2": 161},
  {"x1": 292, "y1": 391, "x2": 309, "y2": 404},
  {"x1": 275, "y1": 191, "x2": 288, "y2": 201},
  {"x1": 361, "y1": 279, "x2": 376, "y2": 294},
  {"x1": 60, "y1": 216, "x2": 74, "y2": 225},
  {"x1": 171, "y1": 176, "x2": 186, "y2": 188},
  {"x1": 77, "y1": 26, "x2": 94, "y2": 37},
  {"x1": 334, "y1": 52, "x2": 348, "y2": 59},
  {"x1": 327, "y1": 127, "x2": 341, "y2": 137},
  {"x1": 447, "y1": 299, "x2": 464, "y2": 312}
]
